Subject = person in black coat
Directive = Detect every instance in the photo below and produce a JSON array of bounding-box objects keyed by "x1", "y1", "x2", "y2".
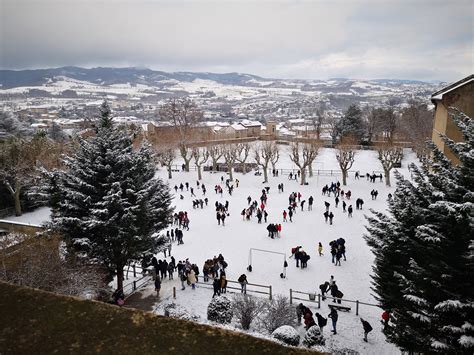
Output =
[
  {"x1": 328, "y1": 308, "x2": 338, "y2": 334},
  {"x1": 315, "y1": 312, "x2": 327, "y2": 333},
  {"x1": 319, "y1": 281, "x2": 330, "y2": 300},
  {"x1": 212, "y1": 277, "x2": 221, "y2": 298},
  {"x1": 361, "y1": 318, "x2": 373, "y2": 342}
]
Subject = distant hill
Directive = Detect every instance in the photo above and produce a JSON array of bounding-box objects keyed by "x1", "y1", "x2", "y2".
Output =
[{"x1": 0, "y1": 66, "x2": 268, "y2": 89}]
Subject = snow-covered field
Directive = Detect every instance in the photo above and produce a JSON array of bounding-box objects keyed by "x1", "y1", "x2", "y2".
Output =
[
  {"x1": 150, "y1": 147, "x2": 416, "y2": 354},
  {"x1": 5, "y1": 147, "x2": 417, "y2": 354}
]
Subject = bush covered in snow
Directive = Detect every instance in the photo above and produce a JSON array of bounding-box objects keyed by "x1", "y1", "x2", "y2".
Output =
[
  {"x1": 260, "y1": 295, "x2": 296, "y2": 333},
  {"x1": 163, "y1": 302, "x2": 200, "y2": 321},
  {"x1": 302, "y1": 325, "x2": 325, "y2": 347},
  {"x1": 232, "y1": 294, "x2": 265, "y2": 330},
  {"x1": 207, "y1": 296, "x2": 233, "y2": 324},
  {"x1": 272, "y1": 325, "x2": 300, "y2": 346}
]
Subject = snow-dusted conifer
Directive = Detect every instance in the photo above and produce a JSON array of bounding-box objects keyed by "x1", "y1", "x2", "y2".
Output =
[
  {"x1": 207, "y1": 295, "x2": 233, "y2": 324},
  {"x1": 365, "y1": 109, "x2": 473, "y2": 353},
  {"x1": 302, "y1": 325, "x2": 325, "y2": 347},
  {"x1": 52, "y1": 102, "x2": 173, "y2": 291}
]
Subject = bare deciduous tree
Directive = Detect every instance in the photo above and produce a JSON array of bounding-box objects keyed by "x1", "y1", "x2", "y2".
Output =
[
  {"x1": 399, "y1": 100, "x2": 433, "y2": 160},
  {"x1": 0, "y1": 135, "x2": 56, "y2": 216},
  {"x1": 235, "y1": 143, "x2": 251, "y2": 174},
  {"x1": 254, "y1": 142, "x2": 278, "y2": 183},
  {"x1": 223, "y1": 145, "x2": 238, "y2": 181},
  {"x1": 326, "y1": 114, "x2": 340, "y2": 145},
  {"x1": 311, "y1": 108, "x2": 325, "y2": 141},
  {"x1": 270, "y1": 145, "x2": 280, "y2": 171},
  {"x1": 377, "y1": 145, "x2": 403, "y2": 186},
  {"x1": 232, "y1": 294, "x2": 265, "y2": 330},
  {"x1": 179, "y1": 143, "x2": 193, "y2": 172},
  {"x1": 289, "y1": 142, "x2": 319, "y2": 185},
  {"x1": 192, "y1": 147, "x2": 209, "y2": 180},
  {"x1": 336, "y1": 146, "x2": 356, "y2": 185},
  {"x1": 260, "y1": 295, "x2": 297, "y2": 333},
  {"x1": 364, "y1": 107, "x2": 380, "y2": 145},
  {"x1": 155, "y1": 147, "x2": 176, "y2": 179},
  {"x1": 208, "y1": 144, "x2": 224, "y2": 171},
  {"x1": 158, "y1": 98, "x2": 203, "y2": 143},
  {"x1": 0, "y1": 233, "x2": 107, "y2": 299}
]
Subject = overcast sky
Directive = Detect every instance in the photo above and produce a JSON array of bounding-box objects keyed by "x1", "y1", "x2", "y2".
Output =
[{"x1": 1, "y1": 0, "x2": 472, "y2": 81}]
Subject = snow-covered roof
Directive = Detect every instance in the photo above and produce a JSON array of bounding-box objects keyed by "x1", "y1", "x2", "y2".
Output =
[
  {"x1": 239, "y1": 119, "x2": 262, "y2": 127},
  {"x1": 229, "y1": 123, "x2": 247, "y2": 131},
  {"x1": 287, "y1": 118, "x2": 305, "y2": 124},
  {"x1": 431, "y1": 74, "x2": 474, "y2": 102}
]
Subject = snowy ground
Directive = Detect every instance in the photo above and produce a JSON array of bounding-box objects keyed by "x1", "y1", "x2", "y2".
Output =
[
  {"x1": 5, "y1": 147, "x2": 418, "y2": 354},
  {"x1": 149, "y1": 147, "x2": 416, "y2": 354}
]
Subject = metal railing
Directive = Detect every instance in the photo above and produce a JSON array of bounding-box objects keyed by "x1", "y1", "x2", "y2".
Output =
[
  {"x1": 121, "y1": 274, "x2": 152, "y2": 299},
  {"x1": 289, "y1": 289, "x2": 381, "y2": 316},
  {"x1": 172, "y1": 275, "x2": 273, "y2": 300}
]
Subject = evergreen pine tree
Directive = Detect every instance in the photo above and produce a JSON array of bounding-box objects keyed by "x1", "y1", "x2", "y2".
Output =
[
  {"x1": 53, "y1": 106, "x2": 173, "y2": 291},
  {"x1": 365, "y1": 109, "x2": 474, "y2": 353},
  {"x1": 338, "y1": 104, "x2": 365, "y2": 142},
  {"x1": 99, "y1": 100, "x2": 113, "y2": 129}
]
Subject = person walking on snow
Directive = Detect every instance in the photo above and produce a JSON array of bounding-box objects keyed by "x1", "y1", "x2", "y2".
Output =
[
  {"x1": 318, "y1": 242, "x2": 324, "y2": 256},
  {"x1": 188, "y1": 269, "x2": 197, "y2": 290},
  {"x1": 238, "y1": 274, "x2": 248, "y2": 294},
  {"x1": 329, "y1": 212, "x2": 334, "y2": 225},
  {"x1": 154, "y1": 273, "x2": 161, "y2": 296},
  {"x1": 328, "y1": 308, "x2": 338, "y2": 334},
  {"x1": 315, "y1": 312, "x2": 327, "y2": 333},
  {"x1": 361, "y1": 318, "x2": 373, "y2": 342}
]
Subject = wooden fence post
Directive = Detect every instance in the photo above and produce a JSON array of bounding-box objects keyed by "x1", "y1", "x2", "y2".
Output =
[
  {"x1": 356, "y1": 300, "x2": 359, "y2": 316},
  {"x1": 318, "y1": 294, "x2": 321, "y2": 309},
  {"x1": 173, "y1": 286, "x2": 176, "y2": 299},
  {"x1": 290, "y1": 289, "x2": 293, "y2": 304},
  {"x1": 133, "y1": 265, "x2": 136, "y2": 278},
  {"x1": 133, "y1": 281, "x2": 137, "y2": 291},
  {"x1": 269, "y1": 285, "x2": 272, "y2": 300}
]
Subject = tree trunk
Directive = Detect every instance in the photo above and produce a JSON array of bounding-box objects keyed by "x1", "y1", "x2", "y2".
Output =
[
  {"x1": 242, "y1": 163, "x2": 247, "y2": 174},
  {"x1": 308, "y1": 161, "x2": 313, "y2": 177},
  {"x1": 300, "y1": 168, "x2": 306, "y2": 185},
  {"x1": 14, "y1": 188, "x2": 22, "y2": 216},
  {"x1": 116, "y1": 266, "x2": 124, "y2": 292},
  {"x1": 342, "y1": 170, "x2": 347, "y2": 186},
  {"x1": 384, "y1": 168, "x2": 391, "y2": 187},
  {"x1": 228, "y1": 164, "x2": 233, "y2": 181},
  {"x1": 167, "y1": 165, "x2": 172, "y2": 179},
  {"x1": 184, "y1": 159, "x2": 191, "y2": 172},
  {"x1": 197, "y1": 165, "x2": 202, "y2": 180},
  {"x1": 212, "y1": 159, "x2": 218, "y2": 171},
  {"x1": 262, "y1": 164, "x2": 268, "y2": 183}
]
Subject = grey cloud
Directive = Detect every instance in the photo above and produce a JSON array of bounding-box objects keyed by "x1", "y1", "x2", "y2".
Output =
[{"x1": 0, "y1": 0, "x2": 472, "y2": 81}]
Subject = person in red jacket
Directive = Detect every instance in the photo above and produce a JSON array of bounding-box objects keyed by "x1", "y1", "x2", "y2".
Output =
[
  {"x1": 277, "y1": 223, "x2": 282, "y2": 236},
  {"x1": 381, "y1": 310, "x2": 390, "y2": 330}
]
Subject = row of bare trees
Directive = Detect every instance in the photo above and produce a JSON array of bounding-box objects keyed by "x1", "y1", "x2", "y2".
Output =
[
  {"x1": 305, "y1": 100, "x2": 433, "y2": 153},
  {"x1": 154, "y1": 140, "x2": 403, "y2": 187}
]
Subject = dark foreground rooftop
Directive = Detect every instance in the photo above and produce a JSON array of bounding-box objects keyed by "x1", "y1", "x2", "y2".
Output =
[{"x1": 0, "y1": 281, "x2": 324, "y2": 354}]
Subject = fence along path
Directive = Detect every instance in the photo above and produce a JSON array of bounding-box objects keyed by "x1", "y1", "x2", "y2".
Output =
[
  {"x1": 289, "y1": 288, "x2": 381, "y2": 316},
  {"x1": 166, "y1": 275, "x2": 272, "y2": 300}
]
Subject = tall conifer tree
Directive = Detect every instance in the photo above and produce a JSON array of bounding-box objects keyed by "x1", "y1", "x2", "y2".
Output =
[
  {"x1": 53, "y1": 102, "x2": 173, "y2": 291},
  {"x1": 365, "y1": 110, "x2": 473, "y2": 353}
]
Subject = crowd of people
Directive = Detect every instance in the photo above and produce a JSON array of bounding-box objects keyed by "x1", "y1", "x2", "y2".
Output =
[{"x1": 141, "y1": 164, "x2": 394, "y2": 347}]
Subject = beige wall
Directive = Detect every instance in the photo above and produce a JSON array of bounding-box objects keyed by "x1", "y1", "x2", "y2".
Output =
[{"x1": 432, "y1": 82, "x2": 473, "y2": 165}]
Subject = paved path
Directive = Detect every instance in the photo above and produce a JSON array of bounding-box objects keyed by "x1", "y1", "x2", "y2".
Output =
[{"x1": 124, "y1": 277, "x2": 178, "y2": 312}]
